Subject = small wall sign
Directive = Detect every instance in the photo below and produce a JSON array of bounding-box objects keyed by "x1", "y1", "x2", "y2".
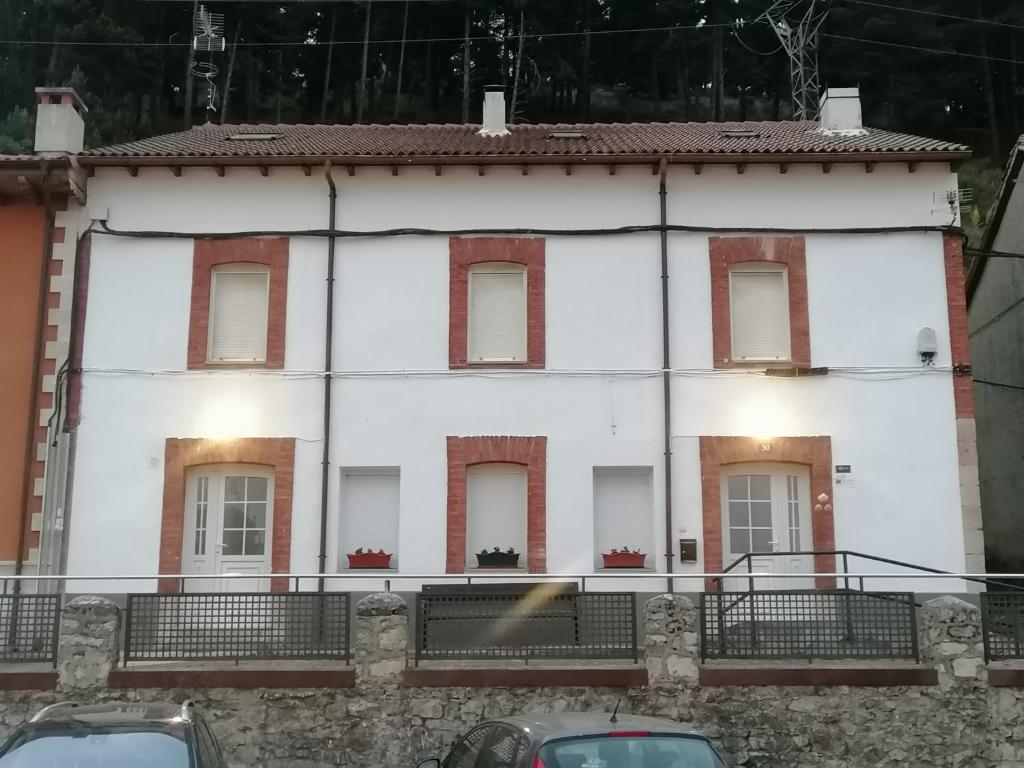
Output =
[
  {"x1": 834, "y1": 464, "x2": 854, "y2": 486},
  {"x1": 758, "y1": 442, "x2": 773, "y2": 453}
]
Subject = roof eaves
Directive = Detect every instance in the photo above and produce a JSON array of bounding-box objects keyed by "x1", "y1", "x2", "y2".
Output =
[{"x1": 77, "y1": 148, "x2": 972, "y2": 168}]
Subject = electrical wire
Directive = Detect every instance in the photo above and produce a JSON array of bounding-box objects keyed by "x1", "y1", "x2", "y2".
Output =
[
  {"x1": 837, "y1": 0, "x2": 1024, "y2": 32},
  {"x1": 730, "y1": 25, "x2": 784, "y2": 57},
  {"x1": 94, "y1": 221, "x2": 961, "y2": 241},
  {"x1": 0, "y1": 21, "x2": 736, "y2": 49},
  {"x1": 974, "y1": 378, "x2": 1024, "y2": 393},
  {"x1": 968, "y1": 295, "x2": 1024, "y2": 338},
  {"x1": 821, "y1": 32, "x2": 1024, "y2": 67}
]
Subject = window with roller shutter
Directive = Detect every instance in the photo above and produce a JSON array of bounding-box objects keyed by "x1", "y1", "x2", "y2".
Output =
[
  {"x1": 208, "y1": 266, "x2": 270, "y2": 362},
  {"x1": 468, "y1": 264, "x2": 526, "y2": 362},
  {"x1": 187, "y1": 238, "x2": 289, "y2": 369},
  {"x1": 466, "y1": 463, "x2": 527, "y2": 569},
  {"x1": 448, "y1": 237, "x2": 545, "y2": 369},
  {"x1": 593, "y1": 467, "x2": 655, "y2": 569},
  {"x1": 729, "y1": 265, "x2": 791, "y2": 361}
]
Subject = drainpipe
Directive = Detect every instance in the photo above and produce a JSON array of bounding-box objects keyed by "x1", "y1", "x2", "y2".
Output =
[
  {"x1": 659, "y1": 158, "x2": 675, "y2": 593},
  {"x1": 13, "y1": 161, "x2": 55, "y2": 593},
  {"x1": 318, "y1": 162, "x2": 338, "y2": 592}
]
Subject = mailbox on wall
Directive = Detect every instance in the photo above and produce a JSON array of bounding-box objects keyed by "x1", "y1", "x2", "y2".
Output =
[{"x1": 679, "y1": 538, "x2": 698, "y2": 563}]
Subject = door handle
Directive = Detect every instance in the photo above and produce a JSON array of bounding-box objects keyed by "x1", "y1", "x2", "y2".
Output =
[{"x1": 214, "y1": 543, "x2": 226, "y2": 552}]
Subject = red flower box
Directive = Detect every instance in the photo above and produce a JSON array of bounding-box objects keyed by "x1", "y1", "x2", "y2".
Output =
[
  {"x1": 347, "y1": 551, "x2": 392, "y2": 569},
  {"x1": 602, "y1": 551, "x2": 646, "y2": 568}
]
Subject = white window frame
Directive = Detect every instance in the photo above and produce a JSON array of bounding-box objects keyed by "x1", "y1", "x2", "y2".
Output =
[
  {"x1": 465, "y1": 462, "x2": 528, "y2": 570},
  {"x1": 338, "y1": 467, "x2": 401, "y2": 571},
  {"x1": 207, "y1": 263, "x2": 271, "y2": 364},
  {"x1": 467, "y1": 262, "x2": 527, "y2": 364},
  {"x1": 592, "y1": 466, "x2": 656, "y2": 571},
  {"x1": 728, "y1": 262, "x2": 791, "y2": 363}
]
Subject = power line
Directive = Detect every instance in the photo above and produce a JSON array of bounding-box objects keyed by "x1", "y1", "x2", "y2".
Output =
[
  {"x1": 838, "y1": 0, "x2": 1024, "y2": 32},
  {"x1": 821, "y1": 32, "x2": 1024, "y2": 66},
  {"x1": 974, "y1": 378, "x2": 1024, "y2": 393},
  {"x1": 0, "y1": 21, "x2": 735, "y2": 49}
]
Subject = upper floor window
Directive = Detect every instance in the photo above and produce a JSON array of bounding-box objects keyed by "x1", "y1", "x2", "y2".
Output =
[
  {"x1": 729, "y1": 264, "x2": 791, "y2": 362},
  {"x1": 468, "y1": 263, "x2": 526, "y2": 363},
  {"x1": 208, "y1": 264, "x2": 270, "y2": 363},
  {"x1": 709, "y1": 236, "x2": 809, "y2": 368},
  {"x1": 187, "y1": 238, "x2": 289, "y2": 370},
  {"x1": 449, "y1": 237, "x2": 545, "y2": 369}
]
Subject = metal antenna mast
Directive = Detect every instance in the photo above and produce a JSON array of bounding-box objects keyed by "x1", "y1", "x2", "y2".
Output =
[{"x1": 763, "y1": 0, "x2": 830, "y2": 120}]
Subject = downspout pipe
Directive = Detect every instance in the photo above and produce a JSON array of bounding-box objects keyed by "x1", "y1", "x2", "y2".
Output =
[
  {"x1": 659, "y1": 158, "x2": 675, "y2": 593},
  {"x1": 318, "y1": 162, "x2": 337, "y2": 591}
]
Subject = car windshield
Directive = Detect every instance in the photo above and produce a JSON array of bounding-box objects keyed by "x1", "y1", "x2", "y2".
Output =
[
  {"x1": 0, "y1": 728, "x2": 190, "y2": 768},
  {"x1": 538, "y1": 736, "x2": 723, "y2": 768}
]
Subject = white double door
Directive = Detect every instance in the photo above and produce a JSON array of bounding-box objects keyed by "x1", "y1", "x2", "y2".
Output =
[
  {"x1": 182, "y1": 465, "x2": 274, "y2": 592},
  {"x1": 721, "y1": 463, "x2": 814, "y2": 592}
]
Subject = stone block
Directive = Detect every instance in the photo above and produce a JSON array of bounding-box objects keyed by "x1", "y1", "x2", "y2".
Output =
[{"x1": 56, "y1": 595, "x2": 119, "y2": 691}]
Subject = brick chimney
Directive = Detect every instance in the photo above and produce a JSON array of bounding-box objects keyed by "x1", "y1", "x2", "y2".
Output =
[{"x1": 34, "y1": 87, "x2": 88, "y2": 154}]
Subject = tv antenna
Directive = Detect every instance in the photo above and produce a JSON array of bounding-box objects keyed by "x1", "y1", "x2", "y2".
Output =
[
  {"x1": 760, "y1": 0, "x2": 831, "y2": 120},
  {"x1": 191, "y1": 5, "x2": 226, "y2": 115}
]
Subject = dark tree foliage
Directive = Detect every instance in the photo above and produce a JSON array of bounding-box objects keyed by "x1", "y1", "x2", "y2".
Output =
[{"x1": 0, "y1": 0, "x2": 1021, "y2": 160}]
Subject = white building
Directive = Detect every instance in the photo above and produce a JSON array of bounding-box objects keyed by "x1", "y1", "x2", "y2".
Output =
[{"x1": 50, "y1": 88, "x2": 980, "y2": 594}]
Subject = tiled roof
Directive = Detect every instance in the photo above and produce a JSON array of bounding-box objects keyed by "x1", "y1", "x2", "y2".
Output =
[{"x1": 80, "y1": 121, "x2": 969, "y2": 162}]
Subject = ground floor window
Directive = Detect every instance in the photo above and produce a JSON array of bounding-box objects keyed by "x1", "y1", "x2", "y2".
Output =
[
  {"x1": 339, "y1": 467, "x2": 400, "y2": 570},
  {"x1": 593, "y1": 467, "x2": 654, "y2": 570},
  {"x1": 466, "y1": 463, "x2": 527, "y2": 570}
]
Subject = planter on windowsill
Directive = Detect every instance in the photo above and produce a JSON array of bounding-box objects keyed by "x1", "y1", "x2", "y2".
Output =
[
  {"x1": 601, "y1": 549, "x2": 646, "y2": 569},
  {"x1": 476, "y1": 548, "x2": 520, "y2": 568},
  {"x1": 347, "y1": 549, "x2": 393, "y2": 569}
]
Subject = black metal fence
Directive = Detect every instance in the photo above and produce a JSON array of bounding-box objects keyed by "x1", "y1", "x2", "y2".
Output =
[
  {"x1": 123, "y1": 592, "x2": 350, "y2": 663},
  {"x1": 416, "y1": 588, "x2": 637, "y2": 663},
  {"x1": 981, "y1": 592, "x2": 1024, "y2": 661},
  {"x1": 700, "y1": 590, "x2": 918, "y2": 661},
  {"x1": 0, "y1": 594, "x2": 61, "y2": 664}
]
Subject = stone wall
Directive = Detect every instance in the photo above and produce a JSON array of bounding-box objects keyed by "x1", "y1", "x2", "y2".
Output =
[{"x1": 0, "y1": 593, "x2": 1021, "y2": 768}]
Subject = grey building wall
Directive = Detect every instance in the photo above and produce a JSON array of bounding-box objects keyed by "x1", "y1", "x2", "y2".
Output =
[{"x1": 969, "y1": 178, "x2": 1024, "y2": 571}]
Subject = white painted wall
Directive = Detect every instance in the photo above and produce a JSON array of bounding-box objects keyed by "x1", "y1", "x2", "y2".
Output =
[{"x1": 67, "y1": 161, "x2": 967, "y2": 593}]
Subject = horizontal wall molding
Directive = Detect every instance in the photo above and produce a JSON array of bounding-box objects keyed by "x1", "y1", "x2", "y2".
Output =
[
  {"x1": 109, "y1": 667, "x2": 355, "y2": 690},
  {"x1": 699, "y1": 665, "x2": 937, "y2": 687},
  {"x1": 402, "y1": 666, "x2": 647, "y2": 688}
]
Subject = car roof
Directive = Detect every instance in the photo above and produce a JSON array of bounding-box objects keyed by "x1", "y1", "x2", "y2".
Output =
[
  {"x1": 28, "y1": 702, "x2": 192, "y2": 727},
  {"x1": 495, "y1": 714, "x2": 709, "y2": 742}
]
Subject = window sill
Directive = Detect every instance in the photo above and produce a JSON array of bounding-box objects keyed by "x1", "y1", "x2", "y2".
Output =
[
  {"x1": 337, "y1": 568, "x2": 398, "y2": 574},
  {"x1": 190, "y1": 361, "x2": 282, "y2": 370}
]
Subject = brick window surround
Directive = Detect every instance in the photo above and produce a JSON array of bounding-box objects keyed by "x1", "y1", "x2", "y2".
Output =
[
  {"x1": 699, "y1": 436, "x2": 835, "y2": 590},
  {"x1": 449, "y1": 237, "x2": 545, "y2": 369},
  {"x1": 709, "y1": 236, "x2": 810, "y2": 368},
  {"x1": 159, "y1": 437, "x2": 295, "y2": 592},
  {"x1": 187, "y1": 238, "x2": 289, "y2": 369},
  {"x1": 446, "y1": 436, "x2": 547, "y2": 573}
]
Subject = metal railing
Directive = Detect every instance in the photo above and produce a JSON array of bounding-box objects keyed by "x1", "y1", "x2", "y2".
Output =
[
  {"x1": 700, "y1": 590, "x2": 919, "y2": 661},
  {"x1": 981, "y1": 592, "x2": 1024, "y2": 661},
  {"x1": 713, "y1": 550, "x2": 1024, "y2": 594},
  {"x1": 123, "y1": 592, "x2": 351, "y2": 663},
  {"x1": 416, "y1": 587, "x2": 637, "y2": 663},
  {"x1": 0, "y1": 594, "x2": 61, "y2": 664}
]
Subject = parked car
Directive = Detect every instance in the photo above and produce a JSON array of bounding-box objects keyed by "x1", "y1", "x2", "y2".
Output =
[
  {"x1": 417, "y1": 713, "x2": 725, "y2": 768},
  {"x1": 0, "y1": 700, "x2": 226, "y2": 768}
]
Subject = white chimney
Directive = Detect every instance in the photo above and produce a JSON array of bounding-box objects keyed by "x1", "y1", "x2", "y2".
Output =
[
  {"x1": 818, "y1": 87, "x2": 866, "y2": 136},
  {"x1": 34, "y1": 87, "x2": 88, "y2": 154},
  {"x1": 479, "y1": 85, "x2": 509, "y2": 137}
]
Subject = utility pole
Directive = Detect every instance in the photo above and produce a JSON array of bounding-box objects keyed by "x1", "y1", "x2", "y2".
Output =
[{"x1": 762, "y1": 0, "x2": 830, "y2": 120}]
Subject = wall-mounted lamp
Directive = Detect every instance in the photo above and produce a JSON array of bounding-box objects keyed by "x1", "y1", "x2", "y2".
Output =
[{"x1": 917, "y1": 327, "x2": 938, "y2": 366}]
